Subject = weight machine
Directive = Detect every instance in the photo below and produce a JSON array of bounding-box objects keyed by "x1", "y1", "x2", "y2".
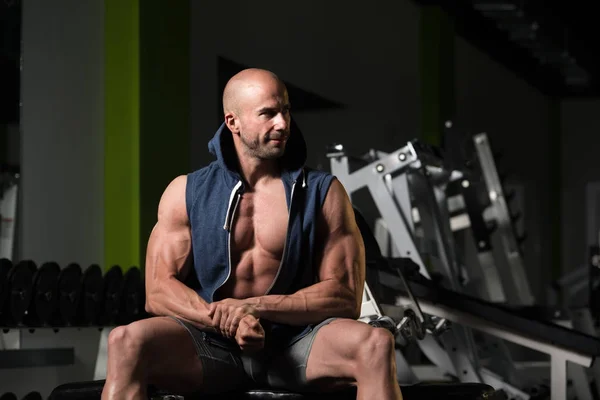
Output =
[
  {"x1": 331, "y1": 137, "x2": 600, "y2": 400},
  {"x1": 330, "y1": 139, "x2": 529, "y2": 399},
  {"x1": 550, "y1": 182, "x2": 600, "y2": 399}
]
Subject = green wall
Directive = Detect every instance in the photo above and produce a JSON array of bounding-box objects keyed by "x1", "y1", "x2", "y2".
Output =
[
  {"x1": 104, "y1": 0, "x2": 140, "y2": 271},
  {"x1": 104, "y1": 0, "x2": 190, "y2": 271}
]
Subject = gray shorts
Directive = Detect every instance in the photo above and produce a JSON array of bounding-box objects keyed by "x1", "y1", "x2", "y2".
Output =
[{"x1": 170, "y1": 316, "x2": 337, "y2": 394}]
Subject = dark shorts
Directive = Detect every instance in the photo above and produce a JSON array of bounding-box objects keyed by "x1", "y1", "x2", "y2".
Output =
[{"x1": 170, "y1": 316, "x2": 337, "y2": 394}]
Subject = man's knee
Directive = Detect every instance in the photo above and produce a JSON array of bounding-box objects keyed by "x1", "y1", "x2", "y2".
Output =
[
  {"x1": 356, "y1": 326, "x2": 395, "y2": 366},
  {"x1": 108, "y1": 324, "x2": 144, "y2": 361}
]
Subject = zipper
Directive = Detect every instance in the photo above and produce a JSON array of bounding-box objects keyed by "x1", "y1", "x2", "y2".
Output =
[
  {"x1": 223, "y1": 181, "x2": 243, "y2": 230},
  {"x1": 202, "y1": 332, "x2": 237, "y2": 350},
  {"x1": 216, "y1": 181, "x2": 243, "y2": 296},
  {"x1": 265, "y1": 179, "x2": 297, "y2": 295}
]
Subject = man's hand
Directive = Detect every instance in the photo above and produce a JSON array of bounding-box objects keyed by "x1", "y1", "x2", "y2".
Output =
[
  {"x1": 208, "y1": 298, "x2": 260, "y2": 338},
  {"x1": 235, "y1": 314, "x2": 265, "y2": 354}
]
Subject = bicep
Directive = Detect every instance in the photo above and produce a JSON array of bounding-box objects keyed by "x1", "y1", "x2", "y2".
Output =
[
  {"x1": 316, "y1": 179, "x2": 366, "y2": 297},
  {"x1": 145, "y1": 175, "x2": 193, "y2": 284}
]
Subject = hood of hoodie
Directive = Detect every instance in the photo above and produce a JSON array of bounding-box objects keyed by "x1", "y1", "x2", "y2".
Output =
[{"x1": 207, "y1": 118, "x2": 307, "y2": 185}]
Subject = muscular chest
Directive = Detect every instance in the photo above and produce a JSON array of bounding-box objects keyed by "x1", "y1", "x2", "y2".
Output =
[{"x1": 231, "y1": 182, "x2": 289, "y2": 258}]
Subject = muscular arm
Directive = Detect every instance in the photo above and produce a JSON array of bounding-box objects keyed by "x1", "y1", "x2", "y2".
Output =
[
  {"x1": 230, "y1": 179, "x2": 366, "y2": 326},
  {"x1": 144, "y1": 175, "x2": 216, "y2": 332}
]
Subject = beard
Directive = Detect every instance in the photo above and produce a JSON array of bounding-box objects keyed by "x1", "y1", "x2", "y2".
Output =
[{"x1": 239, "y1": 130, "x2": 287, "y2": 160}]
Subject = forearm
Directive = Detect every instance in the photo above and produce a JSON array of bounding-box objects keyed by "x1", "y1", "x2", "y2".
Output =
[
  {"x1": 145, "y1": 276, "x2": 217, "y2": 333},
  {"x1": 251, "y1": 280, "x2": 360, "y2": 325}
]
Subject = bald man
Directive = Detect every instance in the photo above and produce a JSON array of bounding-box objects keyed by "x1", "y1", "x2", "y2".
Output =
[{"x1": 101, "y1": 69, "x2": 403, "y2": 400}]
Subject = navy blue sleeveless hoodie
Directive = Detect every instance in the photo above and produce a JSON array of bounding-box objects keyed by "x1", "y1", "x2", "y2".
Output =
[{"x1": 185, "y1": 120, "x2": 335, "y2": 344}]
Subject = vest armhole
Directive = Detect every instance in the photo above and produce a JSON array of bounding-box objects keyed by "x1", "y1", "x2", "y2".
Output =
[
  {"x1": 318, "y1": 174, "x2": 337, "y2": 207},
  {"x1": 185, "y1": 172, "x2": 196, "y2": 220}
]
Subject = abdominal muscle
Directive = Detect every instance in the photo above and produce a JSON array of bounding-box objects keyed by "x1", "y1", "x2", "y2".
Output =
[
  {"x1": 214, "y1": 186, "x2": 288, "y2": 300},
  {"x1": 215, "y1": 250, "x2": 282, "y2": 299}
]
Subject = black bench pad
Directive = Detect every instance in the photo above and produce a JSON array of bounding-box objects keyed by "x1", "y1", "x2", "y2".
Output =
[{"x1": 49, "y1": 380, "x2": 504, "y2": 400}]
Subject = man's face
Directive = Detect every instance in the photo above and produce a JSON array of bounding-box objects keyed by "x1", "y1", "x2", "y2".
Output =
[{"x1": 236, "y1": 81, "x2": 291, "y2": 160}]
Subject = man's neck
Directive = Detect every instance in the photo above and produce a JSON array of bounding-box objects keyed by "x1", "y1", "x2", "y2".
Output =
[{"x1": 237, "y1": 155, "x2": 280, "y2": 188}]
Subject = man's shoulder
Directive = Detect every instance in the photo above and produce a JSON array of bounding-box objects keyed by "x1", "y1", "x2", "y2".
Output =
[
  {"x1": 186, "y1": 162, "x2": 220, "y2": 184},
  {"x1": 302, "y1": 168, "x2": 341, "y2": 210},
  {"x1": 184, "y1": 162, "x2": 225, "y2": 216},
  {"x1": 304, "y1": 166, "x2": 335, "y2": 186},
  {"x1": 304, "y1": 166, "x2": 332, "y2": 176}
]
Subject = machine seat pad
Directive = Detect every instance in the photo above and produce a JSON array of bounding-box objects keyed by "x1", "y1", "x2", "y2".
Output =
[{"x1": 49, "y1": 380, "x2": 502, "y2": 400}]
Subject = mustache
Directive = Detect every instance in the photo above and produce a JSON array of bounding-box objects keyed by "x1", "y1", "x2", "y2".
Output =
[{"x1": 267, "y1": 132, "x2": 289, "y2": 140}]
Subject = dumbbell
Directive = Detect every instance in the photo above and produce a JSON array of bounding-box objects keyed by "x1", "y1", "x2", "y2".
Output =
[
  {"x1": 59, "y1": 264, "x2": 146, "y2": 327},
  {"x1": 2, "y1": 260, "x2": 36, "y2": 326},
  {"x1": 76, "y1": 264, "x2": 104, "y2": 326},
  {"x1": 99, "y1": 265, "x2": 124, "y2": 326},
  {"x1": 27, "y1": 261, "x2": 60, "y2": 327},
  {"x1": 116, "y1": 266, "x2": 146, "y2": 325},
  {"x1": 0, "y1": 392, "x2": 17, "y2": 400},
  {"x1": 21, "y1": 392, "x2": 42, "y2": 400},
  {"x1": 56, "y1": 263, "x2": 82, "y2": 326},
  {"x1": 0, "y1": 258, "x2": 13, "y2": 321}
]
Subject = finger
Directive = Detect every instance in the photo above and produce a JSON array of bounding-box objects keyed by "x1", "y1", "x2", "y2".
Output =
[
  {"x1": 246, "y1": 315, "x2": 259, "y2": 327},
  {"x1": 228, "y1": 309, "x2": 246, "y2": 338},
  {"x1": 211, "y1": 306, "x2": 223, "y2": 331},
  {"x1": 240, "y1": 314, "x2": 258, "y2": 328},
  {"x1": 239, "y1": 315, "x2": 256, "y2": 331},
  {"x1": 207, "y1": 303, "x2": 216, "y2": 317},
  {"x1": 237, "y1": 318, "x2": 249, "y2": 334},
  {"x1": 240, "y1": 326, "x2": 264, "y2": 343},
  {"x1": 245, "y1": 329, "x2": 264, "y2": 341},
  {"x1": 254, "y1": 323, "x2": 265, "y2": 336},
  {"x1": 220, "y1": 308, "x2": 231, "y2": 338},
  {"x1": 236, "y1": 322, "x2": 251, "y2": 342},
  {"x1": 229, "y1": 305, "x2": 244, "y2": 335},
  {"x1": 237, "y1": 327, "x2": 264, "y2": 349},
  {"x1": 224, "y1": 310, "x2": 236, "y2": 338},
  {"x1": 210, "y1": 306, "x2": 219, "y2": 325},
  {"x1": 227, "y1": 316, "x2": 238, "y2": 338},
  {"x1": 245, "y1": 316, "x2": 263, "y2": 334}
]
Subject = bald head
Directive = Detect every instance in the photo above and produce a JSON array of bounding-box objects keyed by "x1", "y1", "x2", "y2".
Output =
[
  {"x1": 222, "y1": 68, "x2": 285, "y2": 116},
  {"x1": 222, "y1": 68, "x2": 291, "y2": 162}
]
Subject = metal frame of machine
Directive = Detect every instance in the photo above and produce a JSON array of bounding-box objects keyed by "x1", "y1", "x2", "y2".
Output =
[
  {"x1": 332, "y1": 137, "x2": 600, "y2": 400},
  {"x1": 330, "y1": 140, "x2": 530, "y2": 399}
]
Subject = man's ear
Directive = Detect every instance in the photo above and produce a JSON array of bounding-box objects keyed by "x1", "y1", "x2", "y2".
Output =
[{"x1": 225, "y1": 112, "x2": 239, "y2": 134}]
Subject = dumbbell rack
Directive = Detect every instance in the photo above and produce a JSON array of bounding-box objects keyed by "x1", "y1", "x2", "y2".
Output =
[
  {"x1": 0, "y1": 260, "x2": 147, "y2": 399},
  {"x1": 0, "y1": 326, "x2": 108, "y2": 399},
  {"x1": 1, "y1": 390, "x2": 44, "y2": 400},
  {"x1": 1, "y1": 328, "x2": 76, "y2": 369}
]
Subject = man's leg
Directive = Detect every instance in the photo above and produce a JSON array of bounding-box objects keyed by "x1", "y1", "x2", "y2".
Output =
[
  {"x1": 101, "y1": 317, "x2": 203, "y2": 400},
  {"x1": 101, "y1": 316, "x2": 248, "y2": 400},
  {"x1": 305, "y1": 319, "x2": 402, "y2": 400}
]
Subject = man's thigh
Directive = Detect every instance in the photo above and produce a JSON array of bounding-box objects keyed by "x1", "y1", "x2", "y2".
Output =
[
  {"x1": 149, "y1": 317, "x2": 251, "y2": 394},
  {"x1": 267, "y1": 318, "x2": 388, "y2": 392},
  {"x1": 263, "y1": 317, "x2": 346, "y2": 392}
]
